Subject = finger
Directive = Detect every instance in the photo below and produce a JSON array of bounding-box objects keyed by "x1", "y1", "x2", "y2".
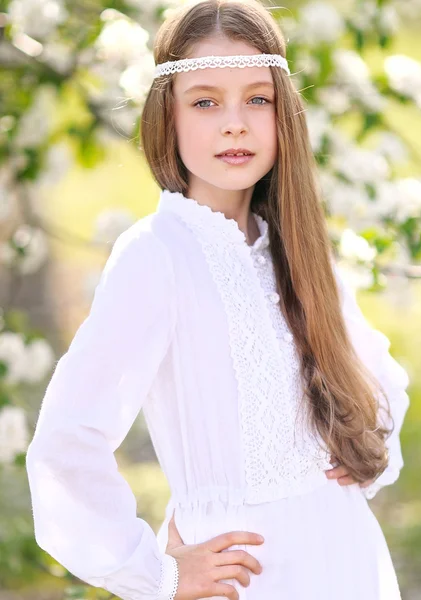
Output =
[
  {"x1": 206, "y1": 531, "x2": 264, "y2": 554},
  {"x1": 213, "y1": 565, "x2": 251, "y2": 588},
  {"x1": 209, "y1": 582, "x2": 239, "y2": 600},
  {"x1": 337, "y1": 475, "x2": 357, "y2": 486},
  {"x1": 360, "y1": 478, "x2": 375, "y2": 489},
  {"x1": 325, "y1": 465, "x2": 349, "y2": 479},
  {"x1": 166, "y1": 510, "x2": 184, "y2": 550},
  {"x1": 215, "y1": 549, "x2": 262, "y2": 575}
]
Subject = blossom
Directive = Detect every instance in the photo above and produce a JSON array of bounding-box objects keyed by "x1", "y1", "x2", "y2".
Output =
[
  {"x1": 324, "y1": 179, "x2": 374, "y2": 228},
  {"x1": 21, "y1": 339, "x2": 55, "y2": 384},
  {"x1": 12, "y1": 85, "x2": 57, "y2": 149},
  {"x1": 0, "y1": 183, "x2": 16, "y2": 225},
  {"x1": 0, "y1": 225, "x2": 49, "y2": 275},
  {"x1": 93, "y1": 209, "x2": 136, "y2": 245},
  {"x1": 298, "y1": 2, "x2": 345, "y2": 46},
  {"x1": 316, "y1": 86, "x2": 351, "y2": 115},
  {"x1": 0, "y1": 406, "x2": 29, "y2": 464},
  {"x1": 96, "y1": 12, "x2": 149, "y2": 64},
  {"x1": 120, "y1": 53, "x2": 156, "y2": 105},
  {"x1": 339, "y1": 229, "x2": 377, "y2": 262},
  {"x1": 333, "y1": 49, "x2": 386, "y2": 113},
  {"x1": 8, "y1": 0, "x2": 67, "y2": 39},
  {"x1": 0, "y1": 332, "x2": 27, "y2": 385},
  {"x1": 348, "y1": 1, "x2": 399, "y2": 36},
  {"x1": 40, "y1": 41, "x2": 74, "y2": 74},
  {"x1": 374, "y1": 132, "x2": 409, "y2": 163},
  {"x1": 335, "y1": 261, "x2": 375, "y2": 292},
  {"x1": 332, "y1": 146, "x2": 390, "y2": 185},
  {"x1": 305, "y1": 106, "x2": 331, "y2": 153},
  {"x1": 393, "y1": 178, "x2": 421, "y2": 223},
  {"x1": 37, "y1": 141, "x2": 73, "y2": 187},
  {"x1": 384, "y1": 54, "x2": 421, "y2": 107}
]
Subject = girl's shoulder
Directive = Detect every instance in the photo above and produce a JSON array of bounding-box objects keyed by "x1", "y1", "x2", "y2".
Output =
[{"x1": 102, "y1": 211, "x2": 176, "y2": 288}]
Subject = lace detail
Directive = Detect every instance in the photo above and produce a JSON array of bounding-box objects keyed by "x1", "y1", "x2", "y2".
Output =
[
  {"x1": 154, "y1": 53, "x2": 290, "y2": 79},
  {"x1": 156, "y1": 554, "x2": 179, "y2": 600},
  {"x1": 158, "y1": 190, "x2": 332, "y2": 503}
]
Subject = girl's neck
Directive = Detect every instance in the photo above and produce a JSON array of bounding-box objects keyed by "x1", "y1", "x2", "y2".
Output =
[{"x1": 185, "y1": 183, "x2": 259, "y2": 245}]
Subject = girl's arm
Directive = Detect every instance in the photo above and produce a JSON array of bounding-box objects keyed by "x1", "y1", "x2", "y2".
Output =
[
  {"x1": 25, "y1": 222, "x2": 178, "y2": 600},
  {"x1": 332, "y1": 263, "x2": 410, "y2": 500}
]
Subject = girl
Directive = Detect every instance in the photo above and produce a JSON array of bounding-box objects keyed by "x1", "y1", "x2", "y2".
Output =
[{"x1": 26, "y1": 1, "x2": 411, "y2": 599}]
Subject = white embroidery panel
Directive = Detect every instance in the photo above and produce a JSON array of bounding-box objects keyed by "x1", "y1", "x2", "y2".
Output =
[{"x1": 172, "y1": 206, "x2": 331, "y2": 503}]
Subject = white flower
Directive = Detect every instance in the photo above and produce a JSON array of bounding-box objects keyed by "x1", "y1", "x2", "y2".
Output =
[
  {"x1": 0, "y1": 184, "x2": 15, "y2": 224},
  {"x1": 0, "y1": 406, "x2": 29, "y2": 464},
  {"x1": 96, "y1": 13, "x2": 149, "y2": 64},
  {"x1": 305, "y1": 106, "x2": 331, "y2": 153},
  {"x1": 21, "y1": 339, "x2": 55, "y2": 384},
  {"x1": 0, "y1": 225, "x2": 49, "y2": 275},
  {"x1": 378, "y1": 5, "x2": 400, "y2": 36},
  {"x1": 393, "y1": 178, "x2": 421, "y2": 223},
  {"x1": 348, "y1": 1, "x2": 377, "y2": 31},
  {"x1": 328, "y1": 128, "x2": 350, "y2": 155},
  {"x1": 40, "y1": 41, "x2": 74, "y2": 74},
  {"x1": 335, "y1": 261, "x2": 374, "y2": 292},
  {"x1": 8, "y1": 0, "x2": 67, "y2": 39},
  {"x1": 375, "y1": 180, "x2": 399, "y2": 218},
  {"x1": 339, "y1": 229, "x2": 377, "y2": 262},
  {"x1": 293, "y1": 51, "x2": 321, "y2": 78},
  {"x1": 13, "y1": 86, "x2": 57, "y2": 149},
  {"x1": 37, "y1": 141, "x2": 73, "y2": 187},
  {"x1": 0, "y1": 332, "x2": 27, "y2": 385},
  {"x1": 93, "y1": 209, "x2": 136, "y2": 245},
  {"x1": 326, "y1": 181, "x2": 373, "y2": 227},
  {"x1": 384, "y1": 55, "x2": 421, "y2": 107},
  {"x1": 298, "y1": 2, "x2": 345, "y2": 46},
  {"x1": 348, "y1": 2, "x2": 398, "y2": 35},
  {"x1": 375, "y1": 132, "x2": 408, "y2": 163},
  {"x1": 120, "y1": 53, "x2": 156, "y2": 105},
  {"x1": 317, "y1": 86, "x2": 351, "y2": 114},
  {"x1": 332, "y1": 146, "x2": 390, "y2": 185},
  {"x1": 86, "y1": 61, "x2": 123, "y2": 104},
  {"x1": 333, "y1": 50, "x2": 386, "y2": 113}
]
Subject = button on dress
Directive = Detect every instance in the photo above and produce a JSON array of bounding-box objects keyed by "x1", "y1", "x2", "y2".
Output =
[{"x1": 26, "y1": 189, "x2": 410, "y2": 600}]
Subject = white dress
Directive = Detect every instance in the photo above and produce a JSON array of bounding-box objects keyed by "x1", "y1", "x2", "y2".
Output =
[{"x1": 26, "y1": 189, "x2": 410, "y2": 600}]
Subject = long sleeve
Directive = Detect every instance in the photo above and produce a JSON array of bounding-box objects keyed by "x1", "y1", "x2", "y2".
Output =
[
  {"x1": 332, "y1": 263, "x2": 410, "y2": 500},
  {"x1": 25, "y1": 222, "x2": 179, "y2": 600}
]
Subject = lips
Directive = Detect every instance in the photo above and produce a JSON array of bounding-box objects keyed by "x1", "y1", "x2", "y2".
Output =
[{"x1": 216, "y1": 148, "x2": 255, "y2": 157}]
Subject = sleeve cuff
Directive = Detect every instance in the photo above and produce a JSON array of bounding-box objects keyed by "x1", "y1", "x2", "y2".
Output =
[
  {"x1": 156, "y1": 553, "x2": 179, "y2": 600},
  {"x1": 361, "y1": 480, "x2": 384, "y2": 500}
]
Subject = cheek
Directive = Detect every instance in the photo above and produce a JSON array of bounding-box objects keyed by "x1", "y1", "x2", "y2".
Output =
[{"x1": 175, "y1": 111, "x2": 214, "y2": 161}]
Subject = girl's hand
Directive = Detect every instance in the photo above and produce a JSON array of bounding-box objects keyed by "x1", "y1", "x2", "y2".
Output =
[
  {"x1": 165, "y1": 510, "x2": 264, "y2": 600},
  {"x1": 325, "y1": 456, "x2": 375, "y2": 489}
]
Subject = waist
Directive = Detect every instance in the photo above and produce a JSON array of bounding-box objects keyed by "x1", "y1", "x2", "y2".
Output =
[{"x1": 167, "y1": 468, "x2": 330, "y2": 512}]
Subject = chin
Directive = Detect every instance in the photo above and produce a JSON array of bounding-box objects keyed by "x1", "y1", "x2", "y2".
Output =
[{"x1": 206, "y1": 174, "x2": 264, "y2": 191}]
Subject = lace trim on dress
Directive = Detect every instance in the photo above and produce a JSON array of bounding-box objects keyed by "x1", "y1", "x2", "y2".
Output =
[
  {"x1": 156, "y1": 554, "x2": 179, "y2": 600},
  {"x1": 158, "y1": 190, "x2": 332, "y2": 503}
]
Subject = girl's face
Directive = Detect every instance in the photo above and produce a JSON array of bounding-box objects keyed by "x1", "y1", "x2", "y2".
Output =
[{"x1": 173, "y1": 37, "x2": 278, "y2": 195}]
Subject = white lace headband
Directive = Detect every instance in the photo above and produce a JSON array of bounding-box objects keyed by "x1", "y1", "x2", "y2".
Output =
[{"x1": 153, "y1": 53, "x2": 290, "y2": 78}]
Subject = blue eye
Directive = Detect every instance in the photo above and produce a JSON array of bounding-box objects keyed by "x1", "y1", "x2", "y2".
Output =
[
  {"x1": 193, "y1": 96, "x2": 270, "y2": 109},
  {"x1": 250, "y1": 97, "x2": 269, "y2": 105},
  {"x1": 194, "y1": 99, "x2": 214, "y2": 109}
]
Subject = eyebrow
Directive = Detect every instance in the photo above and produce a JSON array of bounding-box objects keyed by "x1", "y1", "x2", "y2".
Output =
[{"x1": 183, "y1": 81, "x2": 274, "y2": 95}]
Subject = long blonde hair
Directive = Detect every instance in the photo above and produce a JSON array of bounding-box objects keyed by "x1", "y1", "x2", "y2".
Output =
[{"x1": 140, "y1": 0, "x2": 393, "y2": 484}]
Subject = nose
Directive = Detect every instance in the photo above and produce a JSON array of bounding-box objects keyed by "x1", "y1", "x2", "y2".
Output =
[{"x1": 221, "y1": 107, "x2": 249, "y2": 136}]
